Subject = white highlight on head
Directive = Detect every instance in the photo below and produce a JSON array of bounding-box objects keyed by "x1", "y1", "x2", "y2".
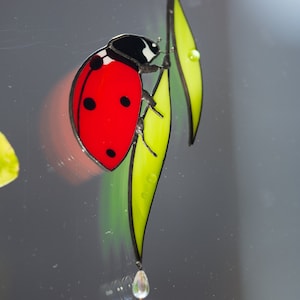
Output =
[
  {"x1": 96, "y1": 49, "x2": 114, "y2": 65},
  {"x1": 141, "y1": 39, "x2": 157, "y2": 62}
]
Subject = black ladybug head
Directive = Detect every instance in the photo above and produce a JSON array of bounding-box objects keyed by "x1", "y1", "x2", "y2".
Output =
[{"x1": 108, "y1": 34, "x2": 160, "y2": 67}]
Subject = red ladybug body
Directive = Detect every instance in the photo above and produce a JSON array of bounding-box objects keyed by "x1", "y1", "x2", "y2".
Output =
[{"x1": 70, "y1": 35, "x2": 160, "y2": 171}]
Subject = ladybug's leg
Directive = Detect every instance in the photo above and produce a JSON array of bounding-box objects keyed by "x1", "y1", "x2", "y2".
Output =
[
  {"x1": 139, "y1": 62, "x2": 170, "y2": 74},
  {"x1": 142, "y1": 90, "x2": 163, "y2": 118},
  {"x1": 139, "y1": 56, "x2": 170, "y2": 74},
  {"x1": 136, "y1": 118, "x2": 157, "y2": 157}
]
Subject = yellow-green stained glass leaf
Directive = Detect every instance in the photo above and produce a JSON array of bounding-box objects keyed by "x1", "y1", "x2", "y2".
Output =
[
  {"x1": 0, "y1": 132, "x2": 19, "y2": 188},
  {"x1": 129, "y1": 69, "x2": 171, "y2": 261},
  {"x1": 173, "y1": 0, "x2": 203, "y2": 144}
]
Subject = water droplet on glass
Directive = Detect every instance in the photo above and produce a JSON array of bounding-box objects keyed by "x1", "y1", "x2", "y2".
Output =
[
  {"x1": 188, "y1": 49, "x2": 200, "y2": 61},
  {"x1": 141, "y1": 191, "x2": 150, "y2": 199},
  {"x1": 147, "y1": 173, "x2": 157, "y2": 184},
  {"x1": 132, "y1": 270, "x2": 150, "y2": 299}
]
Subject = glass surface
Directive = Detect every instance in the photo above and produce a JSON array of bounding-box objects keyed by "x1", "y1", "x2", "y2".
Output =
[{"x1": 1, "y1": 0, "x2": 299, "y2": 299}]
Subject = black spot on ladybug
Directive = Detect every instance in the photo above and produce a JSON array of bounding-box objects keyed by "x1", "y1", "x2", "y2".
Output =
[
  {"x1": 106, "y1": 149, "x2": 116, "y2": 158},
  {"x1": 120, "y1": 96, "x2": 131, "y2": 107},
  {"x1": 89, "y1": 55, "x2": 103, "y2": 70},
  {"x1": 83, "y1": 97, "x2": 96, "y2": 110}
]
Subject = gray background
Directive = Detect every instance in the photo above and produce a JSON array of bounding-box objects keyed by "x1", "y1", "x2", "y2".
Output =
[{"x1": 1, "y1": 0, "x2": 300, "y2": 299}]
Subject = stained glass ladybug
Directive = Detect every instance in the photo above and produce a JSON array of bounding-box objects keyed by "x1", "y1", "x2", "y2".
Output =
[{"x1": 70, "y1": 34, "x2": 163, "y2": 171}]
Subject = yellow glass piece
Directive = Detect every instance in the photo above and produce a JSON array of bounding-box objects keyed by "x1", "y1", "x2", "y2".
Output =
[
  {"x1": 130, "y1": 69, "x2": 171, "y2": 259},
  {"x1": 173, "y1": 0, "x2": 203, "y2": 144},
  {"x1": 0, "y1": 132, "x2": 19, "y2": 188}
]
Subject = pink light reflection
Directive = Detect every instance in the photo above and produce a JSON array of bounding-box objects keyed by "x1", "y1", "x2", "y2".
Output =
[{"x1": 40, "y1": 70, "x2": 103, "y2": 184}]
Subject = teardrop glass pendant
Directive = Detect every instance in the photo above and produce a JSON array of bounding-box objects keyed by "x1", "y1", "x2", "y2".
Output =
[{"x1": 132, "y1": 270, "x2": 150, "y2": 299}]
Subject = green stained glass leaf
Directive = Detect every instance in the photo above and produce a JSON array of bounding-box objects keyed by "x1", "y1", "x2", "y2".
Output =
[
  {"x1": 0, "y1": 132, "x2": 19, "y2": 188},
  {"x1": 172, "y1": 0, "x2": 203, "y2": 144},
  {"x1": 129, "y1": 69, "x2": 171, "y2": 261}
]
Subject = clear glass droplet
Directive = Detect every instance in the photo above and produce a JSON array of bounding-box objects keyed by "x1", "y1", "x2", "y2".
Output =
[
  {"x1": 188, "y1": 49, "x2": 200, "y2": 61},
  {"x1": 132, "y1": 270, "x2": 150, "y2": 299}
]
